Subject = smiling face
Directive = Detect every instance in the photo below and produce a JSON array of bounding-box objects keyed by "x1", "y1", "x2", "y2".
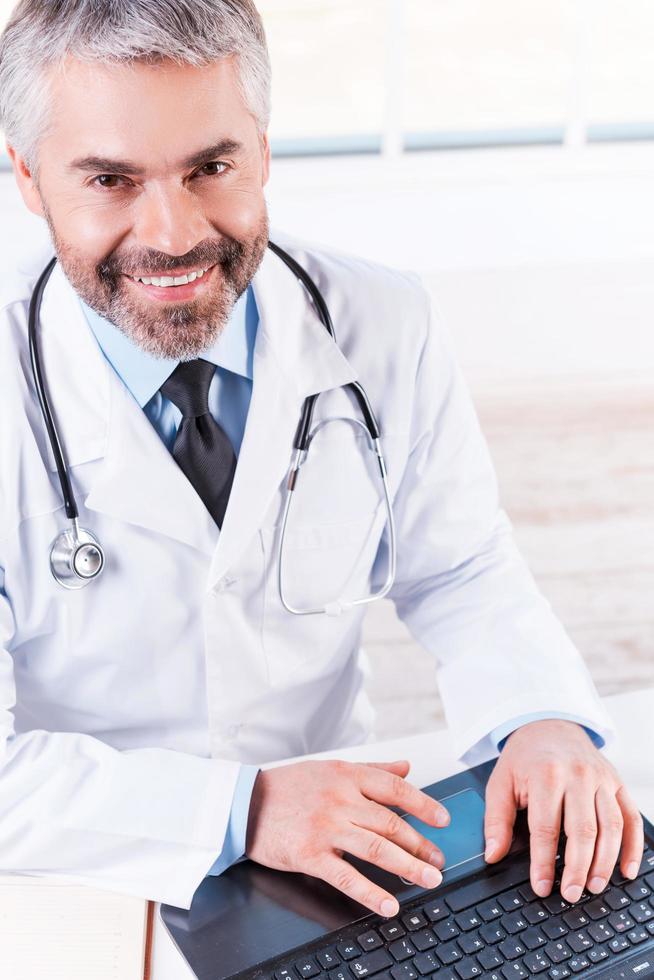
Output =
[{"x1": 9, "y1": 55, "x2": 270, "y2": 359}]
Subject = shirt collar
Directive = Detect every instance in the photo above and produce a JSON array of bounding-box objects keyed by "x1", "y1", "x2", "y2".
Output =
[{"x1": 79, "y1": 286, "x2": 258, "y2": 408}]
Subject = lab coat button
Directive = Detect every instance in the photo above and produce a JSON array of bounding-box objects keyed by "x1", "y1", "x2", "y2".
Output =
[{"x1": 214, "y1": 577, "x2": 236, "y2": 595}]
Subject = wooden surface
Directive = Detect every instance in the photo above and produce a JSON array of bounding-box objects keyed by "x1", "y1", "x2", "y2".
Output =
[{"x1": 364, "y1": 375, "x2": 654, "y2": 738}]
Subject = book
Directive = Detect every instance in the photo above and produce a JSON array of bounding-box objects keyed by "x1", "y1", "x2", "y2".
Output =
[{"x1": 0, "y1": 874, "x2": 154, "y2": 979}]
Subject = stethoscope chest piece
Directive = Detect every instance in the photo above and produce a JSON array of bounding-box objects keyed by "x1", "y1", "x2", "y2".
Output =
[{"x1": 50, "y1": 522, "x2": 105, "y2": 590}]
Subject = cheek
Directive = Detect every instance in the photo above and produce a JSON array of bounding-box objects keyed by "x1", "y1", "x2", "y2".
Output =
[
  {"x1": 46, "y1": 186, "x2": 129, "y2": 260},
  {"x1": 205, "y1": 185, "x2": 266, "y2": 242}
]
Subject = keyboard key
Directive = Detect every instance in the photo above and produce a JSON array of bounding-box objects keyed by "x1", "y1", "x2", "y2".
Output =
[
  {"x1": 380, "y1": 921, "x2": 406, "y2": 942},
  {"x1": 499, "y1": 938, "x2": 527, "y2": 961},
  {"x1": 626, "y1": 880, "x2": 651, "y2": 901},
  {"x1": 548, "y1": 967, "x2": 570, "y2": 980},
  {"x1": 478, "y1": 899, "x2": 504, "y2": 922},
  {"x1": 608, "y1": 935, "x2": 630, "y2": 954},
  {"x1": 584, "y1": 898, "x2": 610, "y2": 920},
  {"x1": 524, "y1": 903, "x2": 548, "y2": 925},
  {"x1": 388, "y1": 938, "x2": 415, "y2": 963},
  {"x1": 543, "y1": 919, "x2": 568, "y2": 941},
  {"x1": 423, "y1": 899, "x2": 449, "y2": 923},
  {"x1": 587, "y1": 947, "x2": 609, "y2": 965},
  {"x1": 294, "y1": 957, "x2": 320, "y2": 978},
  {"x1": 543, "y1": 896, "x2": 569, "y2": 916},
  {"x1": 432, "y1": 971, "x2": 457, "y2": 980},
  {"x1": 437, "y1": 942, "x2": 463, "y2": 966},
  {"x1": 337, "y1": 941, "x2": 361, "y2": 960},
  {"x1": 479, "y1": 947, "x2": 505, "y2": 970},
  {"x1": 413, "y1": 950, "x2": 440, "y2": 976},
  {"x1": 544, "y1": 941, "x2": 571, "y2": 964},
  {"x1": 608, "y1": 910, "x2": 635, "y2": 933},
  {"x1": 454, "y1": 957, "x2": 483, "y2": 979},
  {"x1": 390, "y1": 964, "x2": 418, "y2": 980},
  {"x1": 455, "y1": 910, "x2": 483, "y2": 932},
  {"x1": 523, "y1": 951, "x2": 550, "y2": 974},
  {"x1": 317, "y1": 949, "x2": 340, "y2": 969},
  {"x1": 358, "y1": 931, "x2": 383, "y2": 951},
  {"x1": 605, "y1": 887, "x2": 630, "y2": 910},
  {"x1": 501, "y1": 962, "x2": 529, "y2": 980},
  {"x1": 519, "y1": 884, "x2": 539, "y2": 904},
  {"x1": 503, "y1": 912, "x2": 529, "y2": 935},
  {"x1": 562, "y1": 909, "x2": 589, "y2": 930},
  {"x1": 480, "y1": 923, "x2": 507, "y2": 945},
  {"x1": 631, "y1": 901, "x2": 654, "y2": 923},
  {"x1": 411, "y1": 929, "x2": 437, "y2": 952},
  {"x1": 274, "y1": 970, "x2": 295, "y2": 980},
  {"x1": 499, "y1": 890, "x2": 524, "y2": 912},
  {"x1": 349, "y1": 949, "x2": 394, "y2": 978},
  {"x1": 434, "y1": 919, "x2": 460, "y2": 942},
  {"x1": 402, "y1": 911, "x2": 427, "y2": 932},
  {"x1": 566, "y1": 932, "x2": 592, "y2": 954},
  {"x1": 458, "y1": 933, "x2": 485, "y2": 955},
  {"x1": 627, "y1": 927, "x2": 649, "y2": 945},
  {"x1": 522, "y1": 928, "x2": 547, "y2": 951},
  {"x1": 327, "y1": 969, "x2": 349, "y2": 980},
  {"x1": 567, "y1": 956, "x2": 589, "y2": 973},
  {"x1": 587, "y1": 921, "x2": 614, "y2": 943}
]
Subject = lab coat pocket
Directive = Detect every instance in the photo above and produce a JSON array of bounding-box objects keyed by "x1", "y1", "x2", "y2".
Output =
[{"x1": 259, "y1": 508, "x2": 385, "y2": 687}]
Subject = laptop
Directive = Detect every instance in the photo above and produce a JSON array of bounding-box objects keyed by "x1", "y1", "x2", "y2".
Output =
[{"x1": 161, "y1": 759, "x2": 654, "y2": 980}]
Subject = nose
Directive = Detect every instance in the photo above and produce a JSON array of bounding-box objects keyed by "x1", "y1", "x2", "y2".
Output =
[{"x1": 132, "y1": 181, "x2": 209, "y2": 258}]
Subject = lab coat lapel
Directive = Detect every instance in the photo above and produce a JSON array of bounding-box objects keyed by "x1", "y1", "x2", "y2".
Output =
[
  {"x1": 39, "y1": 262, "x2": 218, "y2": 558},
  {"x1": 206, "y1": 244, "x2": 358, "y2": 588}
]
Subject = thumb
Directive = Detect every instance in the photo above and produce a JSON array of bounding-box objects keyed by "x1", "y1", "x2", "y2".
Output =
[
  {"x1": 365, "y1": 759, "x2": 411, "y2": 778},
  {"x1": 484, "y1": 762, "x2": 517, "y2": 863}
]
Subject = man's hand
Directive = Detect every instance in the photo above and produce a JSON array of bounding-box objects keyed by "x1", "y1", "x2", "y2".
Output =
[
  {"x1": 245, "y1": 758, "x2": 450, "y2": 918},
  {"x1": 484, "y1": 719, "x2": 644, "y2": 902}
]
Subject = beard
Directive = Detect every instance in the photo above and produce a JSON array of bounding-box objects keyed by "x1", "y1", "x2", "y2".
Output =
[{"x1": 42, "y1": 206, "x2": 270, "y2": 360}]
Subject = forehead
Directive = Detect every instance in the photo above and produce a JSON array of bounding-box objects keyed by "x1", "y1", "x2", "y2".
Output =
[{"x1": 44, "y1": 56, "x2": 256, "y2": 169}]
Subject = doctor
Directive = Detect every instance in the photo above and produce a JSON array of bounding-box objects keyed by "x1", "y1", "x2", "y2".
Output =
[{"x1": 0, "y1": 0, "x2": 643, "y2": 919}]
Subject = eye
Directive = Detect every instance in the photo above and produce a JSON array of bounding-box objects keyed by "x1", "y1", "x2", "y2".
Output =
[
  {"x1": 196, "y1": 161, "x2": 229, "y2": 178},
  {"x1": 93, "y1": 174, "x2": 128, "y2": 190}
]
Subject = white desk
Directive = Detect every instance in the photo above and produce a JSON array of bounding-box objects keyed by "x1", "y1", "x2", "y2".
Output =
[{"x1": 152, "y1": 687, "x2": 654, "y2": 980}]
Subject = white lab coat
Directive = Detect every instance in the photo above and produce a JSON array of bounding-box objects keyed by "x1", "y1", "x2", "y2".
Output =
[{"x1": 0, "y1": 233, "x2": 614, "y2": 909}]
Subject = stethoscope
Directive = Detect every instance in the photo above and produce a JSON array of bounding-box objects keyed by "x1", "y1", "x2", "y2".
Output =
[{"x1": 29, "y1": 240, "x2": 397, "y2": 614}]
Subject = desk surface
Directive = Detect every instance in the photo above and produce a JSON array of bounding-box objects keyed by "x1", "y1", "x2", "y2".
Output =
[{"x1": 152, "y1": 687, "x2": 654, "y2": 980}]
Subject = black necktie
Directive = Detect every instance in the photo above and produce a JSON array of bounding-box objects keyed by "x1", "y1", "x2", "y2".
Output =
[{"x1": 160, "y1": 359, "x2": 237, "y2": 528}]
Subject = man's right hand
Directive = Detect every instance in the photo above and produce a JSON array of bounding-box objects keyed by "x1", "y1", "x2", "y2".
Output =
[{"x1": 244, "y1": 758, "x2": 450, "y2": 918}]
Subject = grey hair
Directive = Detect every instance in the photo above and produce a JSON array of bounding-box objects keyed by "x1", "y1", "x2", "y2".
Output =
[{"x1": 0, "y1": 0, "x2": 271, "y2": 174}]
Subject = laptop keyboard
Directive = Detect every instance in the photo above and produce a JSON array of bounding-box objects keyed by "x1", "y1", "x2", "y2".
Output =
[{"x1": 262, "y1": 847, "x2": 654, "y2": 980}]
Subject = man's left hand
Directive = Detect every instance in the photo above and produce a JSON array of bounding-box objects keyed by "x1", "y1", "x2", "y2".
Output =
[{"x1": 483, "y1": 719, "x2": 644, "y2": 902}]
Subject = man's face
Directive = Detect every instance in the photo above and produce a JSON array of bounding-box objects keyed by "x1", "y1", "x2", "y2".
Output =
[{"x1": 10, "y1": 56, "x2": 270, "y2": 360}]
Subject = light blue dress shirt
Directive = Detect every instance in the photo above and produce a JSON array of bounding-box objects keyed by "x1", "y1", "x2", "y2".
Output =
[{"x1": 77, "y1": 289, "x2": 602, "y2": 877}]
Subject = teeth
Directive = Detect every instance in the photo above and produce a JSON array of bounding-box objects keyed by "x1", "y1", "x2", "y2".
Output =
[{"x1": 131, "y1": 266, "x2": 210, "y2": 287}]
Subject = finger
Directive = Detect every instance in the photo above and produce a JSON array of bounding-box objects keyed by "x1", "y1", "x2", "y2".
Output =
[
  {"x1": 484, "y1": 763, "x2": 517, "y2": 864},
  {"x1": 585, "y1": 784, "x2": 623, "y2": 893},
  {"x1": 353, "y1": 799, "x2": 446, "y2": 869},
  {"x1": 357, "y1": 766, "x2": 450, "y2": 827},
  {"x1": 319, "y1": 853, "x2": 401, "y2": 918},
  {"x1": 616, "y1": 784, "x2": 645, "y2": 880},
  {"x1": 527, "y1": 774, "x2": 564, "y2": 897},
  {"x1": 561, "y1": 778, "x2": 598, "y2": 903},
  {"x1": 365, "y1": 760, "x2": 411, "y2": 778},
  {"x1": 337, "y1": 825, "x2": 443, "y2": 890}
]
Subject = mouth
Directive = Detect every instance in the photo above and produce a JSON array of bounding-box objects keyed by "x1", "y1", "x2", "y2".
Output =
[{"x1": 123, "y1": 263, "x2": 217, "y2": 301}]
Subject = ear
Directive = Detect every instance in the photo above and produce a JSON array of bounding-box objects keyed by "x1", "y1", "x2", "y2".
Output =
[
  {"x1": 6, "y1": 144, "x2": 45, "y2": 218},
  {"x1": 260, "y1": 131, "x2": 271, "y2": 188}
]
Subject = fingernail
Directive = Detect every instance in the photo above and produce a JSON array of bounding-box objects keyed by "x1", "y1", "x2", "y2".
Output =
[
  {"x1": 436, "y1": 808, "x2": 450, "y2": 827},
  {"x1": 588, "y1": 876, "x2": 606, "y2": 893},
  {"x1": 429, "y1": 850, "x2": 445, "y2": 869},
  {"x1": 421, "y1": 866, "x2": 442, "y2": 888},
  {"x1": 535, "y1": 879, "x2": 553, "y2": 897},
  {"x1": 381, "y1": 898, "x2": 398, "y2": 918},
  {"x1": 484, "y1": 838, "x2": 497, "y2": 861},
  {"x1": 564, "y1": 884, "x2": 583, "y2": 903},
  {"x1": 627, "y1": 862, "x2": 639, "y2": 880}
]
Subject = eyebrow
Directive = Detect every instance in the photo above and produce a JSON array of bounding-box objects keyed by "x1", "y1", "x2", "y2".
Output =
[{"x1": 68, "y1": 139, "x2": 244, "y2": 175}]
